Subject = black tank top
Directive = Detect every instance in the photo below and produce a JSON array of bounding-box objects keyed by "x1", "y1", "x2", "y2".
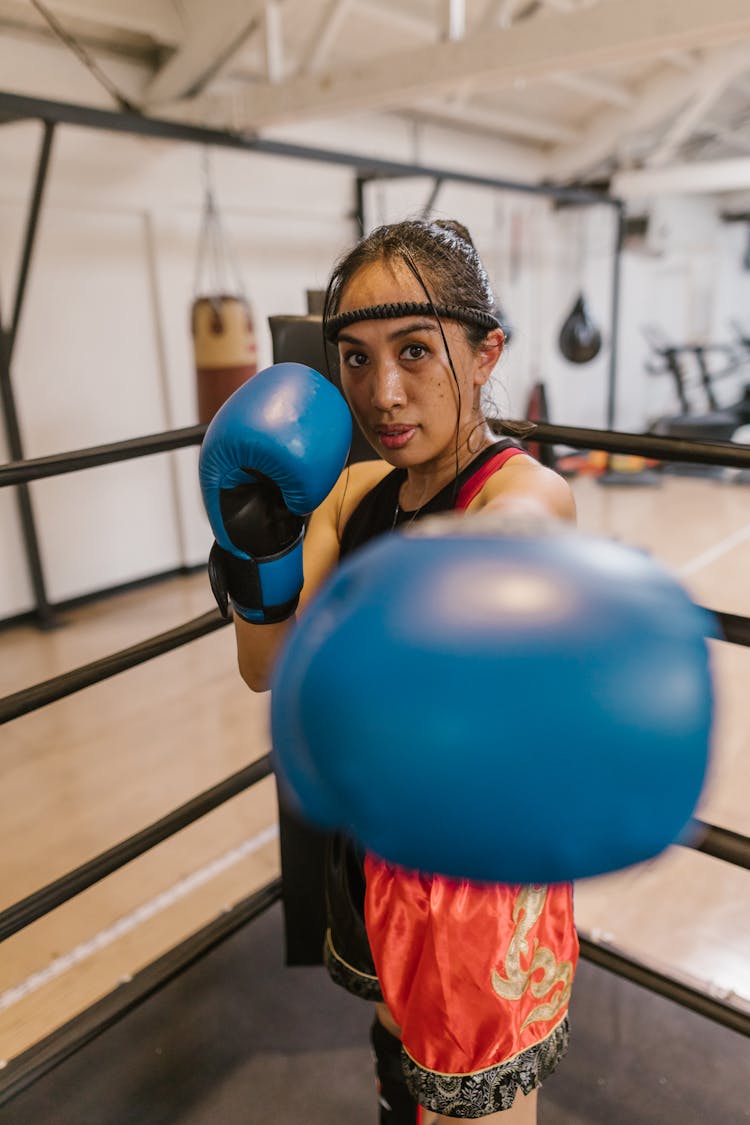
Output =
[
  {"x1": 340, "y1": 438, "x2": 520, "y2": 559},
  {"x1": 278, "y1": 436, "x2": 522, "y2": 967}
]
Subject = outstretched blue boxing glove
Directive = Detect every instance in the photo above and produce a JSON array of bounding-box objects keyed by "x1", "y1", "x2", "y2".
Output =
[
  {"x1": 271, "y1": 511, "x2": 717, "y2": 883},
  {"x1": 199, "y1": 362, "x2": 351, "y2": 624}
]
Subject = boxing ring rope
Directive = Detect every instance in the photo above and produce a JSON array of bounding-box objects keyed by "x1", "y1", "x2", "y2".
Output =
[
  {"x1": 0, "y1": 608, "x2": 227, "y2": 725},
  {"x1": 0, "y1": 425, "x2": 206, "y2": 487},
  {"x1": 0, "y1": 878, "x2": 284, "y2": 1107},
  {"x1": 513, "y1": 421, "x2": 750, "y2": 471},
  {"x1": 690, "y1": 821, "x2": 750, "y2": 870},
  {"x1": 2, "y1": 418, "x2": 750, "y2": 492},
  {"x1": 0, "y1": 755, "x2": 272, "y2": 943},
  {"x1": 2, "y1": 421, "x2": 750, "y2": 1105}
]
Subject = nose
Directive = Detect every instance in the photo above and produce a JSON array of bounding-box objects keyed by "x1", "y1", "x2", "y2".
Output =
[{"x1": 370, "y1": 359, "x2": 406, "y2": 412}]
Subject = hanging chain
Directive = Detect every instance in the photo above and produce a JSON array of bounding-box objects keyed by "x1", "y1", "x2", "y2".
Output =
[{"x1": 193, "y1": 149, "x2": 248, "y2": 303}]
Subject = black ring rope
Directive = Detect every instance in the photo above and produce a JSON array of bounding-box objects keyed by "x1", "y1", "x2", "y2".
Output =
[
  {"x1": 2, "y1": 597, "x2": 748, "y2": 731},
  {"x1": 689, "y1": 820, "x2": 750, "y2": 870},
  {"x1": 2, "y1": 603, "x2": 746, "y2": 724},
  {"x1": 0, "y1": 878, "x2": 284, "y2": 1106},
  {"x1": 514, "y1": 421, "x2": 750, "y2": 469},
  {"x1": 1, "y1": 419, "x2": 749, "y2": 492},
  {"x1": 0, "y1": 754, "x2": 273, "y2": 944},
  {"x1": 0, "y1": 609, "x2": 229, "y2": 725},
  {"x1": 714, "y1": 611, "x2": 750, "y2": 648},
  {"x1": 0, "y1": 424, "x2": 206, "y2": 488},
  {"x1": 577, "y1": 936, "x2": 750, "y2": 1039}
]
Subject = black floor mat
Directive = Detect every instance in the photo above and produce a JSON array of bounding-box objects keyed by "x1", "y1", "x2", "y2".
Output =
[{"x1": 3, "y1": 903, "x2": 748, "y2": 1124}]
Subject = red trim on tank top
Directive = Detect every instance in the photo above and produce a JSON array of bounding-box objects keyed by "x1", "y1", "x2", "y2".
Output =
[{"x1": 455, "y1": 447, "x2": 526, "y2": 511}]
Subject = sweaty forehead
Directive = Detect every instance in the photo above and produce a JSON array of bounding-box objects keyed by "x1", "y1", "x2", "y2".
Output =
[{"x1": 338, "y1": 259, "x2": 428, "y2": 314}]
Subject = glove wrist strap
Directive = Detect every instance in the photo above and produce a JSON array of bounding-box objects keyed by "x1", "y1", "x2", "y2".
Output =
[{"x1": 208, "y1": 539, "x2": 301, "y2": 624}]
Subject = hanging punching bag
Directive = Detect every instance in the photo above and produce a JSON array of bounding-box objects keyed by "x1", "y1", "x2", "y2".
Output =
[
  {"x1": 192, "y1": 295, "x2": 257, "y2": 424},
  {"x1": 559, "y1": 293, "x2": 602, "y2": 365}
]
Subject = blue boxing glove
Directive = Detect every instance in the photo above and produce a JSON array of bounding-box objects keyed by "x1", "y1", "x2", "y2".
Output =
[
  {"x1": 199, "y1": 362, "x2": 352, "y2": 624},
  {"x1": 271, "y1": 511, "x2": 716, "y2": 884}
]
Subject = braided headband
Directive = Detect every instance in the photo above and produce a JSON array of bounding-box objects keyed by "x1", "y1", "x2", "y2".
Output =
[{"x1": 323, "y1": 301, "x2": 501, "y2": 342}]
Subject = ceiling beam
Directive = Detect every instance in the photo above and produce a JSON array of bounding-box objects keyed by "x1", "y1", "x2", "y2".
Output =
[
  {"x1": 547, "y1": 40, "x2": 750, "y2": 180},
  {"x1": 646, "y1": 55, "x2": 750, "y2": 167},
  {"x1": 263, "y1": 0, "x2": 284, "y2": 82},
  {"x1": 701, "y1": 117, "x2": 750, "y2": 156},
  {"x1": 410, "y1": 97, "x2": 579, "y2": 144},
  {"x1": 351, "y1": 0, "x2": 438, "y2": 41},
  {"x1": 483, "y1": 0, "x2": 531, "y2": 29},
  {"x1": 612, "y1": 156, "x2": 750, "y2": 197},
  {"x1": 730, "y1": 74, "x2": 750, "y2": 98},
  {"x1": 14, "y1": 0, "x2": 184, "y2": 44},
  {"x1": 142, "y1": 0, "x2": 265, "y2": 105},
  {"x1": 550, "y1": 71, "x2": 634, "y2": 109},
  {"x1": 296, "y1": 0, "x2": 352, "y2": 76},
  {"x1": 161, "y1": 0, "x2": 750, "y2": 131},
  {"x1": 663, "y1": 49, "x2": 698, "y2": 70},
  {"x1": 443, "y1": 0, "x2": 467, "y2": 41}
]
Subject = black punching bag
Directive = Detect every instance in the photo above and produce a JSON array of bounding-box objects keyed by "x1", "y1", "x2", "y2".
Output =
[{"x1": 559, "y1": 293, "x2": 602, "y2": 364}]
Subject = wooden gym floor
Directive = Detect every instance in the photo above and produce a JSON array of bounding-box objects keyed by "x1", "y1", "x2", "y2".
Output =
[{"x1": 1, "y1": 471, "x2": 749, "y2": 1073}]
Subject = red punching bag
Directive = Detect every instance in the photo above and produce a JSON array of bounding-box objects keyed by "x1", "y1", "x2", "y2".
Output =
[
  {"x1": 192, "y1": 294, "x2": 257, "y2": 424},
  {"x1": 192, "y1": 170, "x2": 256, "y2": 423}
]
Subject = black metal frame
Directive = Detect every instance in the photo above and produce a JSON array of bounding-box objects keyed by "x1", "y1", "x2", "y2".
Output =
[{"x1": 0, "y1": 119, "x2": 57, "y2": 628}]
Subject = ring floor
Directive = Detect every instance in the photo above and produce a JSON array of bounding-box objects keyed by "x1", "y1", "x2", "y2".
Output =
[{"x1": 3, "y1": 901, "x2": 749, "y2": 1125}]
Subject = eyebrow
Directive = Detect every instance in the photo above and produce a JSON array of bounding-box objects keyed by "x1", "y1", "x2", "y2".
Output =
[{"x1": 337, "y1": 320, "x2": 440, "y2": 345}]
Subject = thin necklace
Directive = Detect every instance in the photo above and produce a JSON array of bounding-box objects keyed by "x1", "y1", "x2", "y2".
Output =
[
  {"x1": 392, "y1": 494, "x2": 426, "y2": 531},
  {"x1": 392, "y1": 478, "x2": 432, "y2": 531},
  {"x1": 391, "y1": 435, "x2": 495, "y2": 531}
]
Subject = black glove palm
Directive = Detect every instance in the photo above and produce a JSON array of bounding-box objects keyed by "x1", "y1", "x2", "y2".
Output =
[{"x1": 209, "y1": 475, "x2": 304, "y2": 622}]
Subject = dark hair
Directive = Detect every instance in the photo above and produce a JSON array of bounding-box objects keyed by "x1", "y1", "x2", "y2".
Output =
[{"x1": 323, "y1": 219, "x2": 499, "y2": 349}]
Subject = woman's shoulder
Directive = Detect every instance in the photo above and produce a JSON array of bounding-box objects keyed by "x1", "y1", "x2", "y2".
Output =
[{"x1": 470, "y1": 453, "x2": 576, "y2": 522}]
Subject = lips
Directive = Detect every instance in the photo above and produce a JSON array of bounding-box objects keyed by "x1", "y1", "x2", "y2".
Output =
[{"x1": 376, "y1": 424, "x2": 417, "y2": 449}]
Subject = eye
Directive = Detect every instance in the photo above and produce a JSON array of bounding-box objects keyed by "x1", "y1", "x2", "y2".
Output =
[
  {"x1": 401, "y1": 342, "x2": 428, "y2": 361},
  {"x1": 343, "y1": 351, "x2": 369, "y2": 369}
]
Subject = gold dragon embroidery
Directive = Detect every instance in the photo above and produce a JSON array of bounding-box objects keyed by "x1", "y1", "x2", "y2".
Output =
[{"x1": 491, "y1": 885, "x2": 573, "y2": 1031}]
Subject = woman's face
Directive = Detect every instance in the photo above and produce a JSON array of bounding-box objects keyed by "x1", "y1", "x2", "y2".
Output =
[{"x1": 335, "y1": 257, "x2": 501, "y2": 468}]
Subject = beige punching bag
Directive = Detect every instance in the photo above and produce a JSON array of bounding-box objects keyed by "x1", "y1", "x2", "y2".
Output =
[{"x1": 192, "y1": 294, "x2": 257, "y2": 424}]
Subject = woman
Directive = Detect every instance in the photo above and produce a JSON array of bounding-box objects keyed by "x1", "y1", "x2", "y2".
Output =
[{"x1": 233, "y1": 219, "x2": 579, "y2": 1123}]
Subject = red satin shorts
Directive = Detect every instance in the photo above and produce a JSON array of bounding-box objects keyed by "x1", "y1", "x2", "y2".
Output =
[{"x1": 364, "y1": 857, "x2": 579, "y2": 1117}]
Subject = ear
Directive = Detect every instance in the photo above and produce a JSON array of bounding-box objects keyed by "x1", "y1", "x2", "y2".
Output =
[{"x1": 473, "y1": 328, "x2": 505, "y2": 387}]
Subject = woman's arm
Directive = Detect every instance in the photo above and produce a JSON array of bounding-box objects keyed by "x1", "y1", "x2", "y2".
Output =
[
  {"x1": 234, "y1": 459, "x2": 391, "y2": 691},
  {"x1": 473, "y1": 456, "x2": 576, "y2": 523},
  {"x1": 233, "y1": 481, "x2": 344, "y2": 692}
]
